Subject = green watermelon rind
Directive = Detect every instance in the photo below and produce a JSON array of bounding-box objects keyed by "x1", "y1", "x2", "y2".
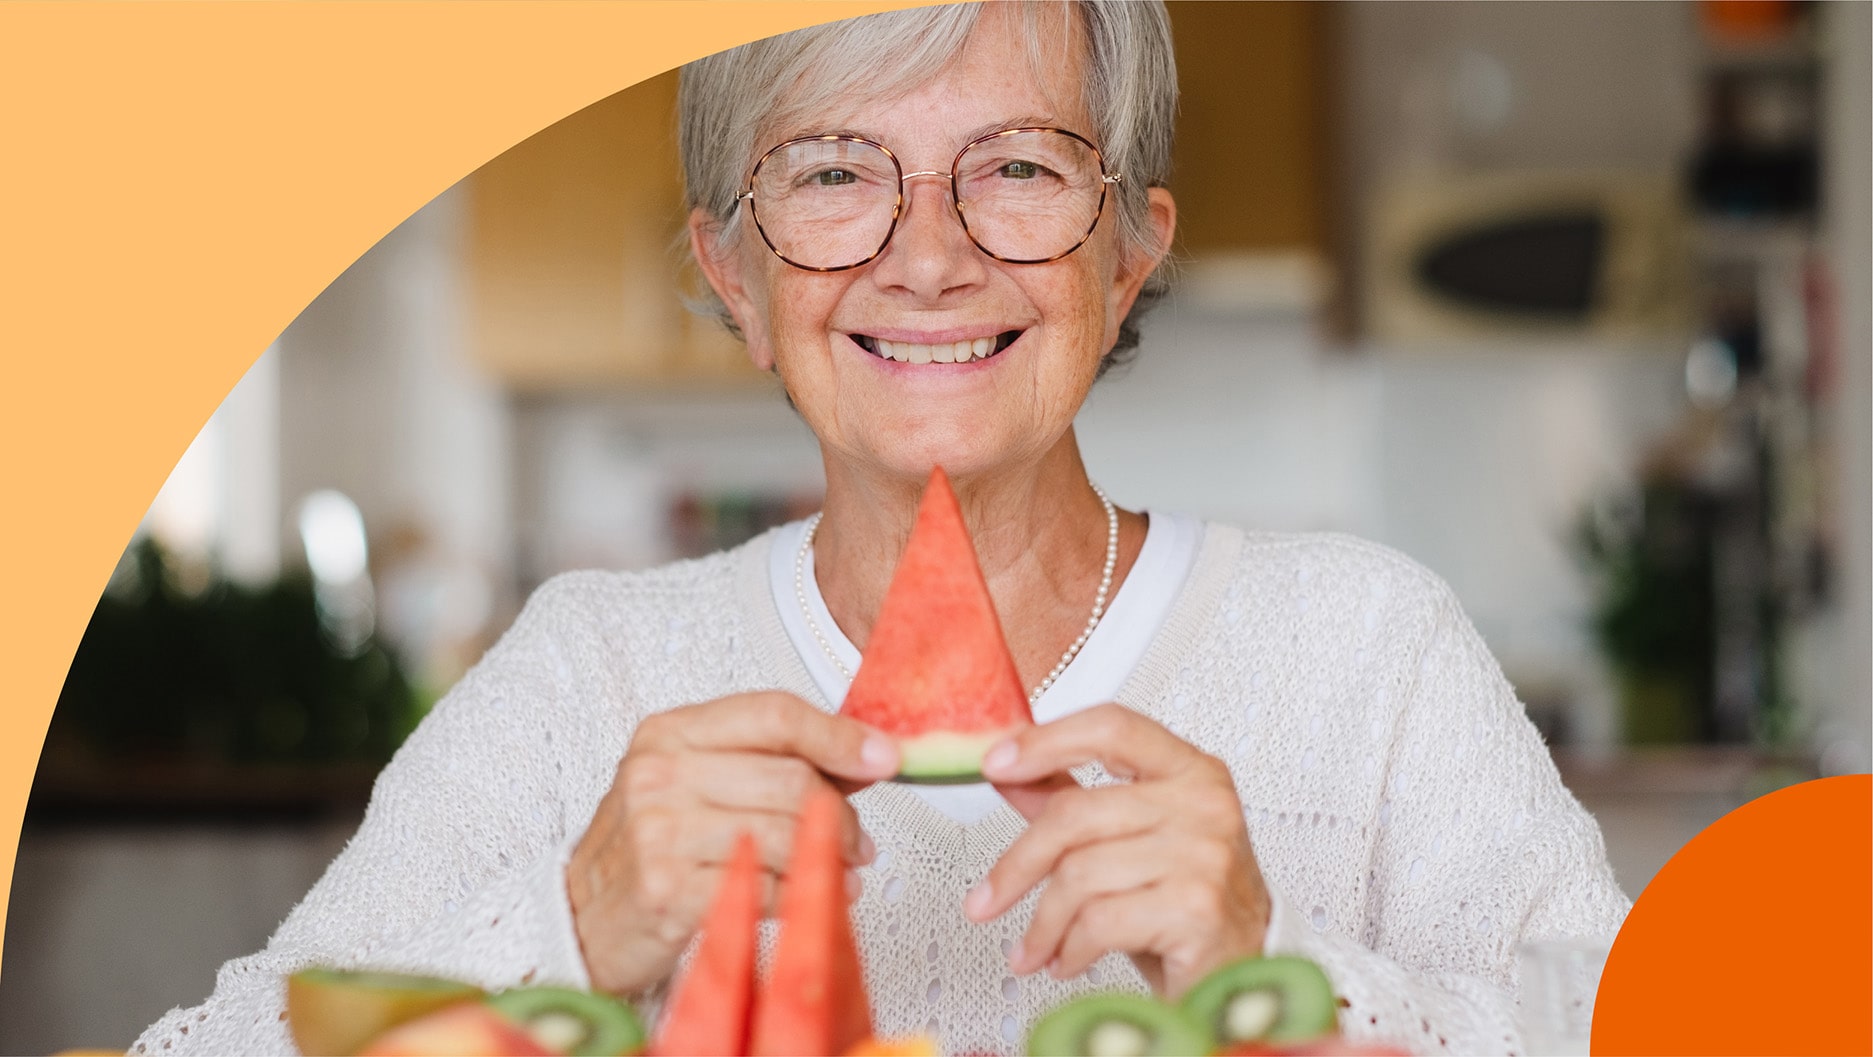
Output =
[{"x1": 894, "y1": 730, "x2": 1010, "y2": 784}]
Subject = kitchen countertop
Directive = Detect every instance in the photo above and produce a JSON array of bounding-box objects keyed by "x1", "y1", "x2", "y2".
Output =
[{"x1": 1549, "y1": 745, "x2": 1819, "y2": 899}]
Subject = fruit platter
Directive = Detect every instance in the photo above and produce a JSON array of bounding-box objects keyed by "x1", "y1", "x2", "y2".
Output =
[
  {"x1": 284, "y1": 952, "x2": 1400, "y2": 1056},
  {"x1": 284, "y1": 800, "x2": 1405, "y2": 1056}
]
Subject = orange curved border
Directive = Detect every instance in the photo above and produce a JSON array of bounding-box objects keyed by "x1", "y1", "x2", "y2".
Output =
[
  {"x1": 0, "y1": 0, "x2": 939, "y2": 975},
  {"x1": 1595, "y1": 775, "x2": 1873, "y2": 1055}
]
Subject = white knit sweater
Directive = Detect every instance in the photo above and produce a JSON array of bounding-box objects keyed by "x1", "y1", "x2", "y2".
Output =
[{"x1": 132, "y1": 524, "x2": 1629, "y2": 1057}]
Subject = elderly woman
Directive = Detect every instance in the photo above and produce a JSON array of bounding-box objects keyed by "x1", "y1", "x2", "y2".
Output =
[{"x1": 135, "y1": 4, "x2": 1628, "y2": 1055}]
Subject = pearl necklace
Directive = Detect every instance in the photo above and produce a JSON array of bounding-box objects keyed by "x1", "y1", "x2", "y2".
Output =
[{"x1": 794, "y1": 484, "x2": 1119, "y2": 707}]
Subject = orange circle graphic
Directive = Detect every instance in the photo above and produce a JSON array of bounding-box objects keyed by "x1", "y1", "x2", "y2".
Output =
[{"x1": 1594, "y1": 775, "x2": 1873, "y2": 1056}]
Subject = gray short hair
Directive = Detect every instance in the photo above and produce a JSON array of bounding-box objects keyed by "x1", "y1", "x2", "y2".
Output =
[{"x1": 678, "y1": 1, "x2": 1177, "y2": 373}]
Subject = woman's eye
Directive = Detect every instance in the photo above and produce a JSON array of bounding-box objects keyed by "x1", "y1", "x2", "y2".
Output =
[
  {"x1": 810, "y1": 168, "x2": 859, "y2": 187},
  {"x1": 998, "y1": 160, "x2": 1041, "y2": 180}
]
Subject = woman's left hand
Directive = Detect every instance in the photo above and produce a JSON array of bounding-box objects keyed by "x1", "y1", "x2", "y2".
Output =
[{"x1": 964, "y1": 703, "x2": 1271, "y2": 998}]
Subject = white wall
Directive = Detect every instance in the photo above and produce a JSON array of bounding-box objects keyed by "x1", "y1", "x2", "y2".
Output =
[
  {"x1": 1079, "y1": 304, "x2": 1684, "y2": 748},
  {"x1": 141, "y1": 344, "x2": 280, "y2": 585},
  {"x1": 277, "y1": 183, "x2": 513, "y2": 598}
]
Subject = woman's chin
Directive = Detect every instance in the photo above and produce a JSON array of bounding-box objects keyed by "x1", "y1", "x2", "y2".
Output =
[{"x1": 853, "y1": 427, "x2": 1055, "y2": 487}]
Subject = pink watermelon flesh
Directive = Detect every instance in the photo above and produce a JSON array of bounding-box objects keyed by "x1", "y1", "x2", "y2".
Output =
[
  {"x1": 839, "y1": 466, "x2": 1033, "y2": 782},
  {"x1": 649, "y1": 830, "x2": 761, "y2": 1056}
]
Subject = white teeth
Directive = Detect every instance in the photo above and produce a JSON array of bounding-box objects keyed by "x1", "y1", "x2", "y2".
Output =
[{"x1": 872, "y1": 337, "x2": 1002, "y2": 364}]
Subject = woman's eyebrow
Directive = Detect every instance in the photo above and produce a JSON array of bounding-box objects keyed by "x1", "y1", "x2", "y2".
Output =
[
  {"x1": 960, "y1": 115, "x2": 1060, "y2": 140},
  {"x1": 778, "y1": 115, "x2": 1066, "y2": 147}
]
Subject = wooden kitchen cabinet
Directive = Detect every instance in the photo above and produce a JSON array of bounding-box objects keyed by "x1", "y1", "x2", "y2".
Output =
[
  {"x1": 1161, "y1": 2, "x2": 1339, "y2": 316},
  {"x1": 1166, "y1": 1, "x2": 1334, "y2": 260},
  {"x1": 466, "y1": 70, "x2": 760, "y2": 390}
]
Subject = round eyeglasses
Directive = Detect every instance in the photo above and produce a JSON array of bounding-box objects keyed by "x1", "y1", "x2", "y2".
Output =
[{"x1": 735, "y1": 127, "x2": 1123, "y2": 272}]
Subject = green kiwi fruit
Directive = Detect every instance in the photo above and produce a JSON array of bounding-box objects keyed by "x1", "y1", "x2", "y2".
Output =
[
  {"x1": 286, "y1": 967, "x2": 485, "y2": 1056},
  {"x1": 484, "y1": 986, "x2": 647, "y2": 1056},
  {"x1": 1179, "y1": 956, "x2": 1338, "y2": 1048},
  {"x1": 1026, "y1": 993, "x2": 1211, "y2": 1057}
]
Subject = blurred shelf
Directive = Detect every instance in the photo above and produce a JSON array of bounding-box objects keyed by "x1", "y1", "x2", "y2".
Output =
[
  {"x1": 1697, "y1": 29, "x2": 1817, "y2": 73},
  {"x1": 26, "y1": 759, "x2": 378, "y2": 826},
  {"x1": 1691, "y1": 216, "x2": 1816, "y2": 261},
  {"x1": 1551, "y1": 744, "x2": 1818, "y2": 798},
  {"x1": 1551, "y1": 745, "x2": 1819, "y2": 899}
]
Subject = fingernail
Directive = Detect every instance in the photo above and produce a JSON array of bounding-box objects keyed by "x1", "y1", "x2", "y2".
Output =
[
  {"x1": 964, "y1": 880, "x2": 992, "y2": 920},
  {"x1": 983, "y1": 740, "x2": 1018, "y2": 776},
  {"x1": 846, "y1": 869, "x2": 863, "y2": 900},
  {"x1": 859, "y1": 831, "x2": 877, "y2": 865},
  {"x1": 1008, "y1": 939, "x2": 1026, "y2": 970},
  {"x1": 861, "y1": 733, "x2": 897, "y2": 775}
]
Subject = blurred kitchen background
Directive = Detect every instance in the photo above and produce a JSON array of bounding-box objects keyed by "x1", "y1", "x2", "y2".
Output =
[{"x1": 5, "y1": 1, "x2": 1869, "y2": 1051}]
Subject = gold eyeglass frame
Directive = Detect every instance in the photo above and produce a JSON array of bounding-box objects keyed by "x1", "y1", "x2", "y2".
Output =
[{"x1": 734, "y1": 127, "x2": 1124, "y2": 273}]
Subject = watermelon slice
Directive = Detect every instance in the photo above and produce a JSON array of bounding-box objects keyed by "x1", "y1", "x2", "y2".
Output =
[
  {"x1": 839, "y1": 466, "x2": 1033, "y2": 783},
  {"x1": 649, "y1": 831, "x2": 763, "y2": 1057},
  {"x1": 748, "y1": 788, "x2": 873, "y2": 1057}
]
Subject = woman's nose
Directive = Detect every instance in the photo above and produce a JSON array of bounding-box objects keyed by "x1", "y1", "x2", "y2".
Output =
[{"x1": 866, "y1": 173, "x2": 989, "y2": 299}]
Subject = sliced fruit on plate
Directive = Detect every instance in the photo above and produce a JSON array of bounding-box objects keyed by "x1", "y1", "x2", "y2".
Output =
[
  {"x1": 354, "y1": 1001, "x2": 554, "y2": 1057},
  {"x1": 1025, "y1": 993, "x2": 1211, "y2": 1057},
  {"x1": 1180, "y1": 956, "x2": 1339, "y2": 1049},
  {"x1": 839, "y1": 465, "x2": 1033, "y2": 784},
  {"x1": 486, "y1": 986, "x2": 646, "y2": 1056},
  {"x1": 286, "y1": 967, "x2": 485, "y2": 1056},
  {"x1": 749, "y1": 787, "x2": 873, "y2": 1056},
  {"x1": 650, "y1": 830, "x2": 763, "y2": 1056}
]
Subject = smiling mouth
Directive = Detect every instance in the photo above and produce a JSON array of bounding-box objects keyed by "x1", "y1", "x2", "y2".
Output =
[{"x1": 851, "y1": 331, "x2": 1022, "y2": 365}]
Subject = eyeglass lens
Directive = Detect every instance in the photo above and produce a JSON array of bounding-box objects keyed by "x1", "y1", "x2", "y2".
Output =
[{"x1": 748, "y1": 130, "x2": 1107, "y2": 270}]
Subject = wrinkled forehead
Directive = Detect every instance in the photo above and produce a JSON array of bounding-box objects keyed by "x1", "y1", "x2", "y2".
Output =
[{"x1": 755, "y1": 3, "x2": 1092, "y2": 156}]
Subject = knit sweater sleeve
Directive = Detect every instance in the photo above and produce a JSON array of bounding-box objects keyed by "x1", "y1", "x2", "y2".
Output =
[
  {"x1": 1264, "y1": 585, "x2": 1630, "y2": 1057},
  {"x1": 130, "y1": 575, "x2": 618, "y2": 1057}
]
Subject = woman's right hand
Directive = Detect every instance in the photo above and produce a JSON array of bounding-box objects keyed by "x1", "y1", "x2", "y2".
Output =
[{"x1": 566, "y1": 691, "x2": 900, "y2": 995}]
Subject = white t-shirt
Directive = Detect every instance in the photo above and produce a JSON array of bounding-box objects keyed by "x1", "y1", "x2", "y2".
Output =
[{"x1": 767, "y1": 509, "x2": 1203, "y2": 824}]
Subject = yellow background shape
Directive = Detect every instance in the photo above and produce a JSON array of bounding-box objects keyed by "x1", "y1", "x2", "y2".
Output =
[{"x1": 0, "y1": 0, "x2": 934, "y2": 975}]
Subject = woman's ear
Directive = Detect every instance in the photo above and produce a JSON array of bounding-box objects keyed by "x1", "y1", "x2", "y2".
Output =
[
  {"x1": 1108, "y1": 187, "x2": 1177, "y2": 325},
  {"x1": 687, "y1": 207, "x2": 775, "y2": 371}
]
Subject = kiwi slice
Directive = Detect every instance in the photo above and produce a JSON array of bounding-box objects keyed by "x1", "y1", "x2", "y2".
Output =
[
  {"x1": 485, "y1": 987, "x2": 647, "y2": 1056},
  {"x1": 287, "y1": 968, "x2": 484, "y2": 1056},
  {"x1": 1179, "y1": 956, "x2": 1338, "y2": 1048},
  {"x1": 1027, "y1": 993, "x2": 1211, "y2": 1057}
]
